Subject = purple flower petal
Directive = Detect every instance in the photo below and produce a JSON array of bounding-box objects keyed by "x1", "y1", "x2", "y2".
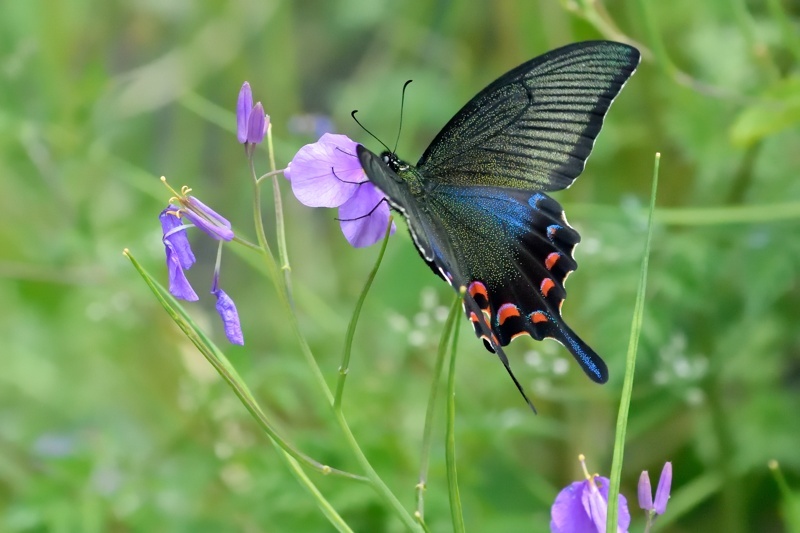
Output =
[
  {"x1": 160, "y1": 206, "x2": 195, "y2": 269},
  {"x1": 165, "y1": 240, "x2": 198, "y2": 301},
  {"x1": 211, "y1": 272, "x2": 243, "y2": 345},
  {"x1": 285, "y1": 133, "x2": 365, "y2": 208},
  {"x1": 551, "y1": 477, "x2": 629, "y2": 533},
  {"x1": 583, "y1": 480, "x2": 609, "y2": 533},
  {"x1": 181, "y1": 197, "x2": 235, "y2": 241},
  {"x1": 596, "y1": 476, "x2": 630, "y2": 532},
  {"x1": 551, "y1": 481, "x2": 599, "y2": 533},
  {"x1": 237, "y1": 82, "x2": 253, "y2": 144},
  {"x1": 654, "y1": 462, "x2": 672, "y2": 515},
  {"x1": 338, "y1": 182, "x2": 396, "y2": 248},
  {"x1": 213, "y1": 289, "x2": 244, "y2": 345},
  {"x1": 247, "y1": 103, "x2": 266, "y2": 145}
]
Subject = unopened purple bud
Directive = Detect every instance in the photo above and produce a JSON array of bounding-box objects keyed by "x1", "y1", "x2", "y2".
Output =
[
  {"x1": 247, "y1": 103, "x2": 266, "y2": 145},
  {"x1": 654, "y1": 462, "x2": 672, "y2": 515},
  {"x1": 638, "y1": 471, "x2": 653, "y2": 511},
  {"x1": 237, "y1": 82, "x2": 253, "y2": 144}
]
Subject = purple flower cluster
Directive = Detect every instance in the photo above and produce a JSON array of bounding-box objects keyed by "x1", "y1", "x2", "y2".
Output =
[
  {"x1": 159, "y1": 189, "x2": 243, "y2": 345},
  {"x1": 550, "y1": 455, "x2": 672, "y2": 533},
  {"x1": 285, "y1": 133, "x2": 395, "y2": 248},
  {"x1": 159, "y1": 82, "x2": 395, "y2": 346}
]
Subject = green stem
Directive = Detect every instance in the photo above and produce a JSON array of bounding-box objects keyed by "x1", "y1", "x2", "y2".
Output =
[
  {"x1": 334, "y1": 219, "x2": 393, "y2": 409},
  {"x1": 607, "y1": 153, "x2": 660, "y2": 532},
  {"x1": 279, "y1": 452, "x2": 355, "y2": 533},
  {"x1": 768, "y1": 460, "x2": 800, "y2": 533},
  {"x1": 267, "y1": 124, "x2": 294, "y2": 298},
  {"x1": 445, "y1": 298, "x2": 465, "y2": 533},
  {"x1": 416, "y1": 294, "x2": 461, "y2": 523},
  {"x1": 334, "y1": 409, "x2": 423, "y2": 532},
  {"x1": 124, "y1": 249, "x2": 365, "y2": 482},
  {"x1": 567, "y1": 201, "x2": 800, "y2": 226}
]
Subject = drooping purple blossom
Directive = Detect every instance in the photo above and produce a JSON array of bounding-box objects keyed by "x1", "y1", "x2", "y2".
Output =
[
  {"x1": 211, "y1": 270, "x2": 243, "y2": 345},
  {"x1": 285, "y1": 133, "x2": 395, "y2": 247},
  {"x1": 159, "y1": 178, "x2": 243, "y2": 345},
  {"x1": 550, "y1": 455, "x2": 630, "y2": 533}
]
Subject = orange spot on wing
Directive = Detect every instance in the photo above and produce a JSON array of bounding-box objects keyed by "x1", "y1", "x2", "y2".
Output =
[
  {"x1": 540, "y1": 278, "x2": 555, "y2": 297},
  {"x1": 545, "y1": 252, "x2": 560, "y2": 270},
  {"x1": 497, "y1": 304, "x2": 520, "y2": 325},
  {"x1": 469, "y1": 312, "x2": 479, "y2": 323},
  {"x1": 468, "y1": 281, "x2": 488, "y2": 300},
  {"x1": 531, "y1": 311, "x2": 548, "y2": 323}
]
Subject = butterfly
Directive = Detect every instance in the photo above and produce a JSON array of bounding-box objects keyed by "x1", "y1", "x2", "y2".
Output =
[{"x1": 357, "y1": 41, "x2": 640, "y2": 409}]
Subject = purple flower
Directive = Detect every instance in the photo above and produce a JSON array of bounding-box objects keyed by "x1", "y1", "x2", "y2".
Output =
[
  {"x1": 638, "y1": 462, "x2": 672, "y2": 515},
  {"x1": 159, "y1": 178, "x2": 243, "y2": 345},
  {"x1": 211, "y1": 271, "x2": 243, "y2": 345},
  {"x1": 285, "y1": 133, "x2": 395, "y2": 247},
  {"x1": 237, "y1": 82, "x2": 269, "y2": 150},
  {"x1": 551, "y1": 455, "x2": 630, "y2": 533}
]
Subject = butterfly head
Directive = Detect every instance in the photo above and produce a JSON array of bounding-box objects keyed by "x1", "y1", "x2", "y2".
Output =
[{"x1": 380, "y1": 151, "x2": 409, "y2": 174}]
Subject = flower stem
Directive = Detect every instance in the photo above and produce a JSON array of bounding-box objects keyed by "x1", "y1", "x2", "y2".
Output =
[
  {"x1": 334, "y1": 218, "x2": 393, "y2": 409},
  {"x1": 279, "y1": 451, "x2": 355, "y2": 533},
  {"x1": 266, "y1": 123, "x2": 293, "y2": 298},
  {"x1": 416, "y1": 293, "x2": 461, "y2": 523},
  {"x1": 124, "y1": 249, "x2": 365, "y2": 482},
  {"x1": 334, "y1": 409, "x2": 423, "y2": 532},
  {"x1": 607, "y1": 153, "x2": 660, "y2": 532},
  {"x1": 445, "y1": 295, "x2": 465, "y2": 533}
]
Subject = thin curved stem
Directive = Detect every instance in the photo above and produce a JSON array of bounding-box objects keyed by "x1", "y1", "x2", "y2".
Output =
[
  {"x1": 334, "y1": 218, "x2": 393, "y2": 409},
  {"x1": 607, "y1": 153, "x2": 660, "y2": 531},
  {"x1": 445, "y1": 296, "x2": 465, "y2": 533},
  {"x1": 416, "y1": 294, "x2": 461, "y2": 523}
]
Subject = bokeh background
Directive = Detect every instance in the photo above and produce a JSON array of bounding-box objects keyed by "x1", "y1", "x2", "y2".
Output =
[{"x1": 3, "y1": 0, "x2": 800, "y2": 531}]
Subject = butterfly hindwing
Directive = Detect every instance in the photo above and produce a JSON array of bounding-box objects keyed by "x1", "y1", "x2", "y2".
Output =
[
  {"x1": 417, "y1": 41, "x2": 639, "y2": 192},
  {"x1": 423, "y1": 185, "x2": 608, "y2": 383}
]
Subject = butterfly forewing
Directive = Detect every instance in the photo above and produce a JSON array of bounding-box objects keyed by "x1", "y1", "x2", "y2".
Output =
[{"x1": 417, "y1": 41, "x2": 640, "y2": 192}]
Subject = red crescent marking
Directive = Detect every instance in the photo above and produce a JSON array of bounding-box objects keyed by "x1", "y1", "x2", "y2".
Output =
[
  {"x1": 531, "y1": 311, "x2": 548, "y2": 323},
  {"x1": 497, "y1": 304, "x2": 520, "y2": 325},
  {"x1": 545, "y1": 252, "x2": 560, "y2": 270},
  {"x1": 540, "y1": 278, "x2": 555, "y2": 297},
  {"x1": 469, "y1": 312, "x2": 479, "y2": 323}
]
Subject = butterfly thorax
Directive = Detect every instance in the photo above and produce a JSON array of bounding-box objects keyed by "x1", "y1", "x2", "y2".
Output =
[{"x1": 380, "y1": 151, "x2": 426, "y2": 196}]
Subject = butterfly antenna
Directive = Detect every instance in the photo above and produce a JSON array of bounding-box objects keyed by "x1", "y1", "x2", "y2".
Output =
[
  {"x1": 351, "y1": 110, "x2": 391, "y2": 153},
  {"x1": 393, "y1": 79, "x2": 413, "y2": 154}
]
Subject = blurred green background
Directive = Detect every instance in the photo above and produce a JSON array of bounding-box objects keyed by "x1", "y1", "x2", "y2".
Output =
[{"x1": 3, "y1": 0, "x2": 800, "y2": 531}]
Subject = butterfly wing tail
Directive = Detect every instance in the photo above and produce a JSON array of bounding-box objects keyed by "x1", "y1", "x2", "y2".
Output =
[
  {"x1": 548, "y1": 321, "x2": 608, "y2": 384},
  {"x1": 463, "y1": 291, "x2": 537, "y2": 413}
]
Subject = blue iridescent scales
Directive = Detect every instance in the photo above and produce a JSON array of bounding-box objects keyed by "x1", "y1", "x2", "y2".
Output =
[{"x1": 357, "y1": 41, "x2": 640, "y2": 410}]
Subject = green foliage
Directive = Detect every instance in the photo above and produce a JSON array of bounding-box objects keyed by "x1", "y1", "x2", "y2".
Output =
[{"x1": 2, "y1": 0, "x2": 800, "y2": 531}]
